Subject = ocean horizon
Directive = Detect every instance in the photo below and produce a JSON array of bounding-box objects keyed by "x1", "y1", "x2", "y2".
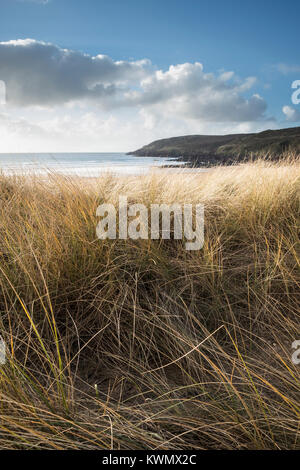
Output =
[{"x1": 0, "y1": 152, "x2": 183, "y2": 176}]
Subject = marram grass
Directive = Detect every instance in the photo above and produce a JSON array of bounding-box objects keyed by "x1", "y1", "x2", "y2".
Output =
[{"x1": 0, "y1": 157, "x2": 299, "y2": 450}]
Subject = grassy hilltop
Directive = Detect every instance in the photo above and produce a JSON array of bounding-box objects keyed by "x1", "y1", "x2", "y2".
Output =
[
  {"x1": 0, "y1": 156, "x2": 299, "y2": 449},
  {"x1": 129, "y1": 126, "x2": 300, "y2": 165}
]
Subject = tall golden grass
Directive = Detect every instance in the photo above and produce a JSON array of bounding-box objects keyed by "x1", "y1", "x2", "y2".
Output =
[{"x1": 0, "y1": 156, "x2": 299, "y2": 449}]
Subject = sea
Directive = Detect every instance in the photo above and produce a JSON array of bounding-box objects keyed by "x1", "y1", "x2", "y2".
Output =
[{"x1": 0, "y1": 152, "x2": 184, "y2": 177}]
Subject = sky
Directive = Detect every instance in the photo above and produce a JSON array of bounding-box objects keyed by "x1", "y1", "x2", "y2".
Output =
[{"x1": 0, "y1": 0, "x2": 300, "y2": 152}]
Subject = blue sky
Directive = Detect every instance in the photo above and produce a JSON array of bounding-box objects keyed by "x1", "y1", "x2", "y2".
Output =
[{"x1": 0, "y1": 0, "x2": 299, "y2": 151}]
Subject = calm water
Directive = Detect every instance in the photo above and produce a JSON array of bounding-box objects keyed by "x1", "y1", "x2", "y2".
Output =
[{"x1": 0, "y1": 152, "x2": 183, "y2": 177}]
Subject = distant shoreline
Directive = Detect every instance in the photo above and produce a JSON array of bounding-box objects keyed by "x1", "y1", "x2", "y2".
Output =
[{"x1": 128, "y1": 126, "x2": 300, "y2": 166}]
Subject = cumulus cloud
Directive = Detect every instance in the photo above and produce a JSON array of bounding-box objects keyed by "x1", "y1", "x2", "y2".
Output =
[
  {"x1": 120, "y1": 62, "x2": 266, "y2": 122},
  {"x1": 0, "y1": 39, "x2": 150, "y2": 106},
  {"x1": 282, "y1": 105, "x2": 300, "y2": 122},
  {"x1": 0, "y1": 38, "x2": 275, "y2": 152},
  {"x1": 0, "y1": 39, "x2": 267, "y2": 124}
]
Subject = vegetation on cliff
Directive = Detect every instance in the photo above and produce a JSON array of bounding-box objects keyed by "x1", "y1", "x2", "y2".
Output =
[{"x1": 129, "y1": 126, "x2": 300, "y2": 165}]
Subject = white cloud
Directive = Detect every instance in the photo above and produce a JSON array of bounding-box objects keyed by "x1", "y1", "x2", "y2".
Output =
[
  {"x1": 0, "y1": 39, "x2": 266, "y2": 123},
  {"x1": 276, "y1": 63, "x2": 300, "y2": 75},
  {"x1": 0, "y1": 39, "x2": 150, "y2": 107},
  {"x1": 117, "y1": 63, "x2": 265, "y2": 123},
  {"x1": 18, "y1": 0, "x2": 50, "y2": 4},
  {"x1": 0, "y1": 39, "x2": 275, "y2": 152},
  {"x1": 282, "y1": 105, "x2": 300, "y2": 122},
  {"x1": 0, "y1": 107, "x2": 278, "y2": 153}
]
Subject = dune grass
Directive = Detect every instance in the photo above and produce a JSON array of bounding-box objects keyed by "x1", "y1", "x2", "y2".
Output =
[{"x1": 0, "y1": 156, "x2": 299, "y2": 450}]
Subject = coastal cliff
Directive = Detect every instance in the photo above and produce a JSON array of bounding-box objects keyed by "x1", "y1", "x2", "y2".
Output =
[{"x1": 128, "y1": 126, "x2": 300, "y2": 165}]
